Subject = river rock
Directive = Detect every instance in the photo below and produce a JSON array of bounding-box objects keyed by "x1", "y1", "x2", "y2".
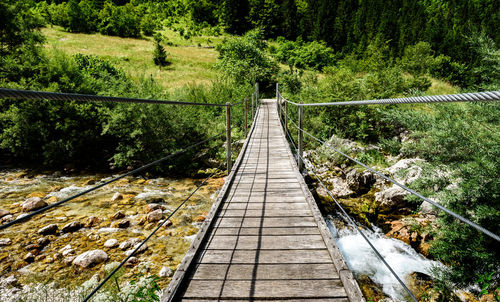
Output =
[
  {"x1": 162, "y1": 219, "x2": 173, "y2": 228},
  {"x1": 146, "y1": 203, "x2": 164, "y2": 213},
  {"x1": 124, "y1": 256, "x2": 139, "y2": 267},
  {"x1": 21, "y1": 197, "x2": 47, "y2": 212},
  {"x1": 64, "y1": 256, "x2": 76, "y2": 265},
  {"x1": 111, "y1": 211, "x2": 125, "y2": 220},
  {"x1": 117, "y1": 219, "x2": 130, "y2": 228},
  {"x1": 72, "y1": 250, "x2": 108, "y2": 268},
  {"x1": 25, "y1": 243, "x2": 42, "y2": 251},
  {"x1": 0, "y1": 209, "x2": 9, "y2": 218},
  {"x1": 111, "y1": 192, "x2": 123, "y2": 202},
  {"x1": 119, "y1": 238, "x2": 141, "y2": 250},
  {"x1": 104, "y1": 239, "x2": 119, "y2": 248},
  {"x1": 125, "y1": 243, "x2": 147, "y2": 256},
  {"x1": 85, "y1": 216, "x2": 102, "y2": 228},
  {"x1": 24, "y1": 252, "x2": 35, "y2": 263},
  {"x1": 147, "y1": 209, "x2": 163, "y2": 222},
  {"x1": 1, "y1": 214, "x2": 13, "y2": 223},
  {"x1": 159, "y1": 266, "x2": 173, "y2": 277},
  {"x1": 38, "y1": 224, "x2": 58, "y2": 235},
  {"x1": 37, "y1": 237, "x2": 50, "y2": 247},
  {"x1": 375, "y1": 185, "x2": 409, "y2": 212},
  {"x1": 0, "y1": 238, "x2": 12, "y2": 246},
  {"x1": 61, "y1": 221, "x2": 83, "y2": 233}
]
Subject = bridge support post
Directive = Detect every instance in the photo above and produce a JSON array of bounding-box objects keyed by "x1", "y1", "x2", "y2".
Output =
[
  {"x1": 255, "y1": 82, "x2": 259, "y2": 105},
  {"x1": 298, "y1": 103, "x2": 304, "y2": 172},
  {"x1": 285, "y1": 100, "x2": 288, "y2": 135},
  {"x1": 251, "y1": 93, "x2": 254, "y2": 121},
  {"x1": 244, "y1": 98, "x2": 248, "y2": 138},
  {"x1": 226, "y1": 102, "x2": 232, "y2": 173}
]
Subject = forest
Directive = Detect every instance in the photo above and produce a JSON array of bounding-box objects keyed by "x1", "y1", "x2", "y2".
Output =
[{"x1": 0, "y1": 0, "x2": 499, "y2": 301}]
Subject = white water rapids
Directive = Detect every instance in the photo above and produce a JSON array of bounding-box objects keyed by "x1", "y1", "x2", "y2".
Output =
[{"x1": 327, "y1": 218, "x2": 444, "y2": 301}]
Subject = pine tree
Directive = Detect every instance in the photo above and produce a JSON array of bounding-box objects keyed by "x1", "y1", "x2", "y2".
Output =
[{"x1": 153, "y1": 34, "x2": 168, "y2": 67}]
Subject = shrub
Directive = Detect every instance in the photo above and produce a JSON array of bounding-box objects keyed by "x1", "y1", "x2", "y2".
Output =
[
  {"x1": 140, "y1": 14, "x2": 157, "y2": 36},
  {"x1": 98, "y1": 2, "x2": 140, "y2": 38},
  {"x1": 215, "y1": 29, "x2": 278, "y2": 87},
  {"x1": 401, "y1": 42, "x2": 435, "y2": 75}
]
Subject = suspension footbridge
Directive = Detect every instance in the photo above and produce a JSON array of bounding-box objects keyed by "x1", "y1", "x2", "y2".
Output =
[{"x1": 0, "y1": 86, "x2": 498, "y2": 302}]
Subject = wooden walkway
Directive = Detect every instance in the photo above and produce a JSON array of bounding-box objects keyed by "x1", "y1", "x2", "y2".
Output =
[{"x1": 162, "y1": 99, "x2": 364, "y2": 301}]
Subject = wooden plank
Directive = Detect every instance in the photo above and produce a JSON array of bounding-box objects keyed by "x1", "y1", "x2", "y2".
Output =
[
  {"x1": 204, "y1": 234, "x2": 326, "y2": 250},
  {"x1": 197, "y1": 249, "x2": 333, "y2": 264},
  {"x1": 217, "y1": 209, "x2": 312, "y2": 217},
  {"x1": 190, "y1": 263, "x2": 339, "y2": 280},
  {"x1": 212, "y1": 216, "x2": 317, "y2": 228},
  {"x1": 225, "y1": 196, "x2": 307, "y2": 203},
  {"x1": 222, "y1": 202, "x2": 310, "y2": 210},
  {"x1": 212, "y1": 227, "x2": 321, "y2": 236},
  {"x1": 181, "y1": 280, "x2": 347, "y2": 299}
]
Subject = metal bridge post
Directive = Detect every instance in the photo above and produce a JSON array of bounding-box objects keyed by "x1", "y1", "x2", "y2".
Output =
[
  {"x1": 298, "y1": 103, "x2": 304, "y2": 172},
  {"x1": 251, "y1": 93, "x2": 254, "y2": 121},
  {"x1": 244, "y1": 98, "x2": 248, "y2": 138},
  {"x1": 226, "y1": 102, "x2": 232, "y2": 173},
  {"x1": 285, "y1": 100, "x2": 288, "y2": 135},
  {"x1": 255, "y1": 82, "x2": 259, "y2": 105}
]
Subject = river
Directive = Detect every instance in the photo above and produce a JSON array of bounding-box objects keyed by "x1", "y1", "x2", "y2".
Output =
[{"x1": 0, "y1": 169, "x2": 223, "y2": 301}]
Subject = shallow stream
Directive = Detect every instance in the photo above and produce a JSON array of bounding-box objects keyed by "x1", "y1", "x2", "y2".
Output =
[{"x1": 0, "y1": 169, "x2": 223, "y2": 300}]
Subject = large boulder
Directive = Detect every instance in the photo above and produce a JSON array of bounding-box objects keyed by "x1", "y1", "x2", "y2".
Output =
[
  {"x1": 374, "y1": 185, "x2": 409, "y2": 212},
  {"x1": 21, "y1": 197, "x2": 47, "y2": 212},
  {"x1": 387, "y1": 158, "x2": 424, "y2": 184},
  {"x1": 72, "y1": 250, "x2": 108, "y2": 268},
  {"x1": 345, "y1": 169, "x2": 375, "y2": 193}
]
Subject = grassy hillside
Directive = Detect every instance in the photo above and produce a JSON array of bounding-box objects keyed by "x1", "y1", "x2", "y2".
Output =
[{"x1": 41, "y1": 26, "x2": 223, "y2": 90}]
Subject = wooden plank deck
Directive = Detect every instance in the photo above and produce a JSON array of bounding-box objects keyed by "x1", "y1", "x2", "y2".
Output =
[{"x1": 162, "y1": 99, "x2": 364, "y2": 301}]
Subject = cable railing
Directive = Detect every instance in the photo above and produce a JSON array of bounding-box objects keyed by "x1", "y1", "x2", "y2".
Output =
[
  {"x1": 275, "y1": 83, "x2": 500, "y2": 301},
  {"x1": 0, "y1": 83, "x2": 261, "y2": 301}
]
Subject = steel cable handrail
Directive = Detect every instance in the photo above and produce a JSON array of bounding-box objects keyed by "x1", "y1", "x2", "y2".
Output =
[
  {"x1": 280, "y1": 90, "x2": 500, "y2": 106},
  {"x1": 0, "y1": 88, "x2": 238, "y2": 107},
  {"x1": 83, "y1": 160, "x2": 225, "y2": 302},
  {"x1": 287, "y1": 118, "x2": 500, "y2": 242},
  {"x1": 0, "y1": 129, "x2": 231, "y2": 230}
]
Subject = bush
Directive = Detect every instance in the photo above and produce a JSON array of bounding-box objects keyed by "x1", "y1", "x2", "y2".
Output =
[
  {"x1": 215, "y1": 29, "x2": 278, "y2": 86},
  {"x1": 140, "y1": 14, "x2": 157, "y2": 36},
  {"x1": 274, "y1": 37, "x2": 336, "y2": 71},
  {"x1": 401, "y1": 42, "x2": 435, "y2": 75},
  {"x1": 98, "y1": 2, "x2": 140, "y2": 38}
]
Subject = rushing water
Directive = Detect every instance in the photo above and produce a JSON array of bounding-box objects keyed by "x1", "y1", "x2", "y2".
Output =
[{"x1": 327, "y1": 217, "x2": 444, "y2": 301}]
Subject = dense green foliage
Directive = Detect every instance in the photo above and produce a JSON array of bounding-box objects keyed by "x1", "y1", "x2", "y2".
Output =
[{"x1": 216, "y1": 29, "x2": 278, "y2": 87}]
